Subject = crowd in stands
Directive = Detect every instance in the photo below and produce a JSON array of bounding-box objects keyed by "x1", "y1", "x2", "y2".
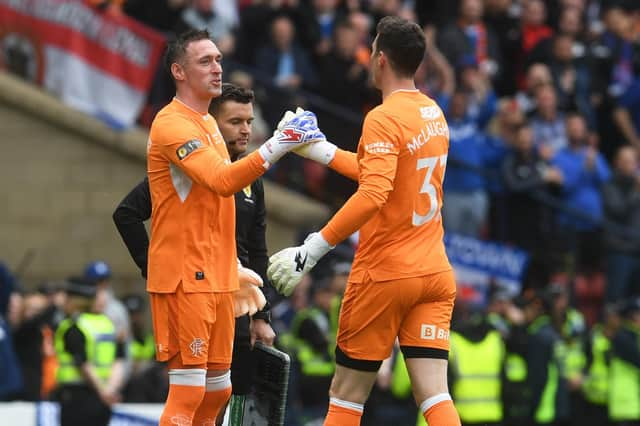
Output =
[{"x1": 4, "y1": 0, "x2": 640, "y2": 425}]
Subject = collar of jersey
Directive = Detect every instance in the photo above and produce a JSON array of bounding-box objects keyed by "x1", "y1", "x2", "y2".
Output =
[{"x1": 173, "y1": 97, "x2": 209, "y2": 120}]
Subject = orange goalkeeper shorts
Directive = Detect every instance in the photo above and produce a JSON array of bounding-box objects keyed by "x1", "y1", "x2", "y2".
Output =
[
  {"x1": 149, "y1": 282, "x2": 234, "y2": 369},
  {"x1": 337, "y1": 269, "x2": 456, "y2": 361}
]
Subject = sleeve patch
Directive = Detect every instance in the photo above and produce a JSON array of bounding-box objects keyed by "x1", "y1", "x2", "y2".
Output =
[
  {"x1": 176, "y1": 139, "x2": 203, "y2": 160},
  {"x1": 364, "y1": 141, "x2": 395, "y2": 155}
]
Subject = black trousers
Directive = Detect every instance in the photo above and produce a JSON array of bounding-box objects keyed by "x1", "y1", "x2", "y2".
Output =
[
  {"x1": 54, "y1": 384, "x2": 111, "y2": 426},
  {"x1": 230, "y1": 314, "x2": 255, "y2": 395}
]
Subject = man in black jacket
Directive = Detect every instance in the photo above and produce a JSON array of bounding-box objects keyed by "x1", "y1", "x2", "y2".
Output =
[
  {"x1": 602, "y1": 146, "x2": 640, "y2": 304},
  {"x1": 112, "y1": 83, "x2": 276, "y2": 419}
]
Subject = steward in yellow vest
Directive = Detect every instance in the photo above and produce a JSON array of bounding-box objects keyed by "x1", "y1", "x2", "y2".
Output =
[
  {"x1": 527, "y1": 286, "x2": 570, "y2": 426},
  {"x1": 52, "y1": 276, "x2": 125, "y2": 426},
  {"x1": 449, "y1": 313, "x2": 505, "y2": 426},
  {"x1": 609, "y1": 298, "x2": 640, "y2": 426}
]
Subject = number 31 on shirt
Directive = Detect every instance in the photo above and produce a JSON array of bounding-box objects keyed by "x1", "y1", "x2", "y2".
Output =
[{"x1": 412, "y1": 154, "x2": 448, "y2": 227}]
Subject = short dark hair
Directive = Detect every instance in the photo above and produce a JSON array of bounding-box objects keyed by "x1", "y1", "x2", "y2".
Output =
[
  {"x1": 164, "y1": 29, "x2": 212, "y2": 76},
  {"x1": 209, "y1": 83, "x2": 255, "y2": 116},
  {"x1": 375, "y1": 16, "x2": 425, "y2": 78}
]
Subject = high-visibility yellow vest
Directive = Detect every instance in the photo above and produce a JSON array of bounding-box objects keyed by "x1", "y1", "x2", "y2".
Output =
[
  {"x1": 54, "y1": 313, "x2": 116, "y2": 385},
  {"x1": 609, "y1": 324, "x2": 640, "y2": 421},
  {"x1": 528, "y1": 315, "x2": 566, "y2": 424},
  {"x1": 582, "y1": 325, "x2": 610, "y2": 405},
  {"x1": 287, "y1": 308, "x2": 335, "y2": 377},
  {"x1": 562, "y1": 309, "x2": 587, "y2": 381},
  {"x1": 130, "y1": 333, "x2": 155, "y2": 361},
  {"x1": 449, "y1": 330, "x2": 505, "y2": 422}
]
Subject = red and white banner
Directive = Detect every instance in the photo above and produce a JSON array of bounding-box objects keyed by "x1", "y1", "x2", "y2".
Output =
[{"x1": 0, "y1": 0, "x2": 165, "y2": 128}]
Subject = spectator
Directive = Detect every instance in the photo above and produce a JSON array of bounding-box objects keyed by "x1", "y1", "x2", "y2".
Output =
[
  {"x1": 437, "y1": 0, "x2": 502, "y2": 80},
  {"x1": 254, "y1": 14, "x2": 318, "y2": 92},
  {"x1": 10, "y1": 289, "x2": 61, "y2": 401},
  {"x1": 347, "y1": 10, "x2": 373, "y2": 68},
  {"x1": 175, "y1": 0, "x2": 237, "y2": 55},
  {"x1": 602, "y1": 146, "x2": 640, "y2": 303},
  {"x1": 551, "y1": 113, "x2": 611, "y2": 266},
  {"x1": 317, "y1": 20, "x2": 370, "y2": 113},
  {"x1": 613, "y1": 77, "x2": 640, "y2": 150},
  {"x1": 416, "y1": 26, "x2": 455, "y2": 100},
  {"x1": 442, "y1": 89, "x2": 490, "y2": 237},
  {"x1": 296, "y1": 0, "x2": 345, "y2": 59},
  {"x1": 483, "y1": 0, "x2": 521, "y2": 95},
  {"x1": 515, "y1": 62, "x2": 554, "y2": 115},
  {"x1": 546, "y1": 34, "x2": 594, "y2": 127},
  {"x1": 123, "y1": 0, "x2": 189, "y2": 33},
  {"x1": 530, "y1": 83, "x2": 568, "y2": 158},
  {"x1": 516, "y1": 0, "x2": 554, "y2": 88},
  {"x1": 502, "y1": 122, "x2": 563, "y2": 251}
]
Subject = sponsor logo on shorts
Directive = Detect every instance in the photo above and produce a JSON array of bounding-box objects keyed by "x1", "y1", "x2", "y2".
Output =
[
  {"x1": 420, "y1": 324, "x2": 450, "y2": 341},
  {"x1": 190, "y1": 337, "x2": 205, "y2": 357}
]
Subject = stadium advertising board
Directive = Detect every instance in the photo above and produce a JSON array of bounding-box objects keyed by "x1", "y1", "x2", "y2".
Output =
[{"x1": 444, "y1": 233, "x2": 529, "y2": 305}]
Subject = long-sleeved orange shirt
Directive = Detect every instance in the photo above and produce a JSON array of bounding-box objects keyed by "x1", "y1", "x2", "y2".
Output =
[
  {"x1": 146, "y1": 98, "x2": 265, "y2": 293},
  {"x1": 322, "y1": 90, "x2": 452, "y2": 283}
]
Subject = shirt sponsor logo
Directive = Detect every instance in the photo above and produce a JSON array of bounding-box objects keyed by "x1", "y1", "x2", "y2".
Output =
[
  {"x1": 420, "y1": 106, "x2": 441, "y2": 120},
  {"x1": 176, "y1": 139, "x2": 203, "y2": 160},
  {"x1": 365, "y1": 141, "x2": 395, "y2": 154},
  {"x1": 420, "y1": 324, "x2": 450, "y2": 341}
]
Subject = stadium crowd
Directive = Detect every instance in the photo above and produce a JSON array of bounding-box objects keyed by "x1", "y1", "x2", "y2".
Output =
[{"x1": 3, "y1": 0, "x2": 640, "y2": 425}]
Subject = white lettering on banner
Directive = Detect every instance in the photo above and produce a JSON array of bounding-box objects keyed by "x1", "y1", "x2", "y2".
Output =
[
  {"x1": 2, "y1": 0, "x2": 153, "y2": 66},
  {"x1": 408, "y1": 120, "x2": 449, "y2": 155},
  {"x1": 365, "y1": 141, "x2": 395, "y2": 155},
  {"x1": 420, "y1": 324, "x2": 449, "y2": 341},
  {"x1": 444, "y1": 234, "x2": 528, "y2": 279}
]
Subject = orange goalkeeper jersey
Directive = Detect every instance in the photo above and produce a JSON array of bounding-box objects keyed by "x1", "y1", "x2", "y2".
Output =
[
  {"x1": 147, "y1": 98, "x2": 265, "y2": 294},
  {"x1": 322, "y1": 90, "x2": 452, "y2": 283}
]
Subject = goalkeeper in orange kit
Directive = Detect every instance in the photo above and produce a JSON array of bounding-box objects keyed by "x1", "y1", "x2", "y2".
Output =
[
  {"x1": 268, "y1": 16, "x2": 461, "y2": 426},
  {"x1": 115, "y1": 31, "x2": 322, "y2": 422}
]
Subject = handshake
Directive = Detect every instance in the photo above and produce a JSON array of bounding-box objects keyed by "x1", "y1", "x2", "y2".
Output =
[{"x1": 258, "y1": 108, "x2": 338, "y2": 168}]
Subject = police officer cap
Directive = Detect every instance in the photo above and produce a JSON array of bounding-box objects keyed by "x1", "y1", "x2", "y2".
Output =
[
  {"x1": 65, "y1": 276, "x2": 98, "y2": 298},
  {"x1": 84, "y1": 260, "x2": 111, "y2": 282}
]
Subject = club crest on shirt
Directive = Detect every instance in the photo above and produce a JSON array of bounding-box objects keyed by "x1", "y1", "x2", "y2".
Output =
[
  {"x1": 243, "y1": 185, "x2": 252, "y2": 198},
  {"x1": 176, "y1": 139, "x2": 202, "y2": 160}
]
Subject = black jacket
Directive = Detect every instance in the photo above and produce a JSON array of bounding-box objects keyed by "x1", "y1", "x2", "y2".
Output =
[
  {"x1": 112, "y1": 176, "x2": 273, "y2": 313},
  {"x1": 602, "y1": 173, "x2": 640, "y2": 254}
]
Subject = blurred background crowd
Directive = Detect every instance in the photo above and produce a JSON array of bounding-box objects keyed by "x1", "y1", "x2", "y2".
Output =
[{"x1": 3, "y1": 0, "x2": 640, "y2": 425}]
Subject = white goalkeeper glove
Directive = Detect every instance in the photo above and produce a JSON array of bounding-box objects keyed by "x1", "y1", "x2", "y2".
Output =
[
  {"x1": 275, "y1": 108, "x2": 337, "y2": 166},
  {"x1": 267, "y1": 232, "x2": 334, "y2": 296},
  {"x1": 258, "y1": 110, "x2": 325, "y2": 168},
  {"x1": 234, "y1": 263, "x2": 267, "y2": 317}
]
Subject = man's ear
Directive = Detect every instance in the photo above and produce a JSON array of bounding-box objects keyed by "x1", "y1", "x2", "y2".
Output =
[
  {"x1": 171, "y1": 62, "x2": 185, "y2": 81},
  {"x1": 377, "y1": 51, "x2": 386, "y2": 69}
]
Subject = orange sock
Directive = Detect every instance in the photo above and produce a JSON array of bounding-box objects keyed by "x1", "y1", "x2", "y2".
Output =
[
  {"x1": 192, "y1": 372, "x2": 232, "y2": 426},
  {"x1": 159, "y1": 369, "x2": 207, "y2": 426},
  {"x1": 324, "y1": 397, "x2": 364, "y2": 426},
  {"x1": 421, "y1": 393, "x2": 461, "y2": 426}
]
